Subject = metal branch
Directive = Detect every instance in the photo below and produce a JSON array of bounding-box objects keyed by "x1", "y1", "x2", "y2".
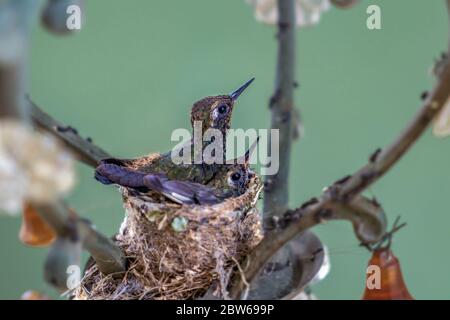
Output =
[
  {"x1": 28, "y1": 98, "x2": 111, "y2": 167},
  {"x1": 0, "y1": 64, "x2": 29, "y2": 121},
  {"x1": 230, "y1": 28, "x2": 450, "y2": 299},
  {"x1": 254, "y1": 0, "x2": 307, "y2": 300},
  {"x1": 33, "y1": 201, "x2": 126, "y2": 276},
  {"x1": 263, "y1": 0, "x2": 296, "y2": 218}
]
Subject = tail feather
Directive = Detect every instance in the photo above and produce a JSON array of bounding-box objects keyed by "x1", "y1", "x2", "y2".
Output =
[
  {"x1": 95, "y1": 161, "x2": 230, "y2": 205},
  {"x1": 95, "y1": 163, "x2": 147, "y2": 188},
  {"x1": 94, "y1": 171, "x2": 114, "y2": 185}
]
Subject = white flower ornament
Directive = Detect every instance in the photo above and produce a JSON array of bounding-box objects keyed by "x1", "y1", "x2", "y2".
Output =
[{"x1": 0, "y1": 121, "x2": 75, "y2": 215}]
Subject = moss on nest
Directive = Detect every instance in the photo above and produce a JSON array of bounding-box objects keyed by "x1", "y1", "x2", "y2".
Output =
[{"x1": 74, "y1": 175, "x2": 263, "y2": 300}]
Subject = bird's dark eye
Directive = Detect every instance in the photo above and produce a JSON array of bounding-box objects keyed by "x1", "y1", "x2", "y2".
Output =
[
  {"x1": 231, "y1": 172, "x2": 241, "y2": 181},
  {"x1": 218, "y1": 104, "x2": 228, "y2": 114}
]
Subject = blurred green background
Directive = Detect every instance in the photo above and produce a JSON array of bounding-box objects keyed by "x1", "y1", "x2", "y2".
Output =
[{"x1": 1, "y1": 0, "x2": 449, "y2": 299}]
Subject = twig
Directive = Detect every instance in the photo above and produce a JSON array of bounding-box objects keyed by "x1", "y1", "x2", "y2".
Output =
[
  {"x1": 263, "y1": 0, "x2": 296, "y2": 218},
  {"x1": 230, "y1": 29, "x2": 450, "y2": 299},
  {"x1": 28, "y1": 98, "x2": 111, "y2": 167}
]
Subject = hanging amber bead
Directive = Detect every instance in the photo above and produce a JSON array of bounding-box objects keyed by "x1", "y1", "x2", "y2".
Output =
[
  {"x1": 362, "y1": 248, "x2": 414, "y2": 300},
  {"x1": 19, "y1": 203, "x2": 56, "y2": 247}
]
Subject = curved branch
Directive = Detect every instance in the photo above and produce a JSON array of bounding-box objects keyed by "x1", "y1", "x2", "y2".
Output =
[
  {"x1": 28, "y1": 98, "x2": 111, "y2": 167},
  {"x1": 331, "y1": 195, "x2": 387, "y2": 244},
  {"x1": 230, "y1": 194, "x2": 386, "y2": 298},
  {"x1": 76, "y1": 218, "x2": 126, "y2": 276},
  {"x1": 230, "y1": 44, "x2": 450, "y2": 299},
  {"x1": 33, "y1": 201, "x2": 126, "y2": 276}
]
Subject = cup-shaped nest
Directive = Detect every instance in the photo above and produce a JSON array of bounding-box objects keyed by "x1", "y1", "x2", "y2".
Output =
[{"x1": 75, "y1": 175, "x2": 263, "y2": 300}]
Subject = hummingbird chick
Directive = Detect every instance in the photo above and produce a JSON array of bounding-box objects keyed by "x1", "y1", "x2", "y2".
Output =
[
  {"x1": 96, "y1": 78, "x2": 255, "y2": 185},
  {"x1": 95, "y1": 139, "x2": 259, "y2": 205}
]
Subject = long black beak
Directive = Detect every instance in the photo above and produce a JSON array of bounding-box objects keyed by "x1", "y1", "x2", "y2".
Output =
[
  {"x1": 230, "y1": 77, "x2": 255, "y2": 101},
  {"x1": 230, "y1": 136, "x2": 260, "y2": 165},
  {"x1": 244, "y1": 136, "x2": 260, "y2": 163}
]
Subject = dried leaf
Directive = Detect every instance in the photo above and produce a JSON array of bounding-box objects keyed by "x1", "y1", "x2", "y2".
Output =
[
  {"x1": 362, "y1": 248, "x2": 414, "y2": 300},
  {"x1": 19, "y1": 202, "x2": 56, "y2": 247}
]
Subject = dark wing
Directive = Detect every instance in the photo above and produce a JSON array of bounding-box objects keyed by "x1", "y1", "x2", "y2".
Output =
[
  {"x1": 96, "y1": 161, "x2": 230, "y2": 205},
  {"x1": 94, "y1": 171, "x2": 114, "y2": 185},
  {"x1": 95, "y1": 163, "x2": 150, "y2": 189},
  {"x1": 143, "y1": 175, "x2": 227, "y2": 205},
  {"x1": 195, "y1": 188, "x2": 231, "y2": 205}
]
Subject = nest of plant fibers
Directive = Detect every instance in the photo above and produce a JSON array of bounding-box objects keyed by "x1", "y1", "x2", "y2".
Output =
[{"x1": 75, "y1": 176, "x2": 263, "y2": 300}]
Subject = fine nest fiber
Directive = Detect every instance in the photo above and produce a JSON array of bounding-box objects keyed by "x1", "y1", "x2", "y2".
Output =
[{"x1": 74, "y1": 175, "x2": 263, "y2": 300}]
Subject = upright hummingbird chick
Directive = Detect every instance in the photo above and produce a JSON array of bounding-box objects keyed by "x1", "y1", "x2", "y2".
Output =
[
  {"x1": 96, "y1": 78, "x2": 255, "y2": 185},
  {"x1": 190, "y1": 77, "x2": 254, "y2": 137},
  {"x1": 95, "y1": 139, "x2": 259, "y2": 205}
]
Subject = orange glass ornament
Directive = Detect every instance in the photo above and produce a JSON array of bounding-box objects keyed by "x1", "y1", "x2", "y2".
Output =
[
  {"x1": 362, "y1": 248, "x2": 414, "y2": 300},
  {"x1": 19, "y1": 203, "x2": 56, "y2": 247}
]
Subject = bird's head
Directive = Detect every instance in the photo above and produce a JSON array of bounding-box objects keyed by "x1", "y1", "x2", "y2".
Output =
[
  {"x1": 209, "y1": 137, "x2": 259, "y2": 195},
  {"x1": 190, "y1": 78, "x2": 254, "y2": 135}
]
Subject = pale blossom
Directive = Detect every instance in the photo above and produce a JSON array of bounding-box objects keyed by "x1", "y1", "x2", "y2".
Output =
[
  {"x1": 433, "y1": 98, "x2": 450, "y2": 138},
  {"x1": 247, "y1": 0, "x2": 330, "y2": 27},
  {"x1": 0, "y1": 121, "x2": 75, "y2": 215},
  {"x1": 0, "y1": 152, "x2": 26, "y2": 213}
]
